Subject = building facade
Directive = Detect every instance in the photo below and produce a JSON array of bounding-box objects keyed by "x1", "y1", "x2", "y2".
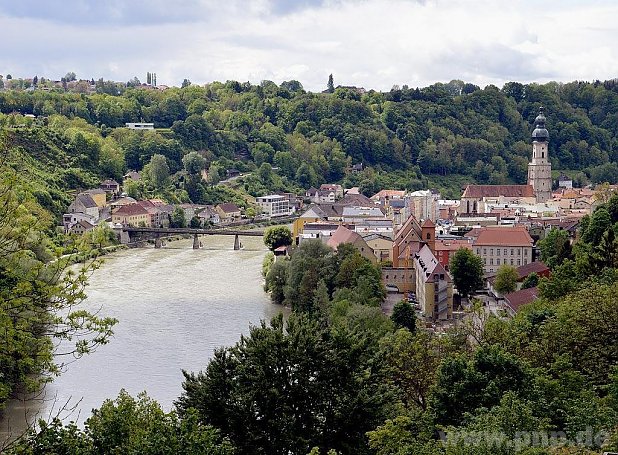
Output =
[
  {"x1": 472, "y1": 226, "x2": 534, "y2": 275},
  {"x1": 256, "y1": 195, "x2": 293, "y2": 217},
  {"x1": 413, "y1": 245, "x2": 453, "y2": 321}
]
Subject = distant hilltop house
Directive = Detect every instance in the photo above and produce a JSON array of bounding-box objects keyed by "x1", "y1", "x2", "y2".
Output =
[
  {"x1": 558, "y1": 173, "x2": 573, "y2": 189},
  {"x1": 125, "y1": 122, "x2": 154, "y2": 130},
  {"x1": 123, "y1": 170, "x2": 141, "y2": 182},
  {"x1": 216, "y1": 203, "x2": 242, "y2": 223},
  {"x1": 100, "y1": 179, "x2": 120, "y2": 196}
]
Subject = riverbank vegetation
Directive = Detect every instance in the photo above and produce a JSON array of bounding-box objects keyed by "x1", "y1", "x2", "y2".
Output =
[{"x1": 0, "y1": 154, "x2": 117, "y2": 417}]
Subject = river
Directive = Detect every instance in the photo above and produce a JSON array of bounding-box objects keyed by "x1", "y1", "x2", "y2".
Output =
[{"x1": 1, "y1": 234, "x2": 284, "y2": 439}]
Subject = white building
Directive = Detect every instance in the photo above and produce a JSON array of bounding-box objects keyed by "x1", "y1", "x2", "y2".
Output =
[
  {"x1": 256, "y1": 195, "x2": 294, "y2": 218},
  {"x1": 125, "y1": 122, "x2": 154, "y2": 130}
]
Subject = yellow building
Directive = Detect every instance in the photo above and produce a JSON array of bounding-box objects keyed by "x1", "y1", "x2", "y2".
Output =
[
  {"x1": 362, "y1": 233, "x2": 393, "y2": 263},
  {"x1": 112, "y1": 203, "x2": 151, "y2": 227},
  {"x1": 292, "y1": 205, "x2": 327, "y2": 240}
]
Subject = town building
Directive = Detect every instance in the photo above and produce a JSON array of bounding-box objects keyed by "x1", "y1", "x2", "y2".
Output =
[
  {"x1": 409, "y1": 189, "x2": 440, "y2": 222},
  {"x1": 326, "y1": 225, "x2": 376, "y2": 263},
  {"x1": 256, "y1": 194, "x2": 294, "y2": 217},
  {"x1": 216, "y1": 203, "x2": 242, "y2": 223},
  {"x1": 557, "y1": 173, "x2": 573, "y2": 189},
  {"x1": 361, "y1": 233, "x2": 393, "y2": 263},
  {"x1": 68, "y1": 193, "x2": 100, "y2": 219},
  {"x1": 472, "y1": 226, "x2": 534, "y2": 275},
  {"x1": 319, "y1": 184, "x2": 344, "y2": 199},
  {"x1": 434, "y1": 238, "x2": 473, "y2": 271},
  {"x1": 502, "y1": 287, "x2": 540, "y2": 317},
  {"x1": 67, "y1": 219, "x2": 95, "y2": 235},
  {"x1": 100, "y1": 179, "x2": 120, "y2": 196},
  {"x1": 112, "y1": 203, "x2": 151, "y2": 227},
  {"x1": 528, "y1": 108, "x2": 552, "y2": 202},
  {"x1": 413, "y1": 245, "x2": 453, "y2": 321},
  {"x1": 460, "y1": 185, "x2": 536, "y2": 215}
]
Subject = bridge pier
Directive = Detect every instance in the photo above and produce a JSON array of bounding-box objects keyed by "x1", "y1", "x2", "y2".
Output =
[
  {"x1": 193, "y1": 234, "x2": 200, "y2": 249},
  {"x1": 154, "y1": 235, "x2": 162, "y2": 249},
  {"x1": 234, "y1": 234, "x2": 240, "y2": 250}
]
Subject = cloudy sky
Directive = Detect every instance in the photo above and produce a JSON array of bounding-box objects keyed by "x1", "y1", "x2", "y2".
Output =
[{"x1": 1, "y1": 0, "x2": 617, "y2": 91}]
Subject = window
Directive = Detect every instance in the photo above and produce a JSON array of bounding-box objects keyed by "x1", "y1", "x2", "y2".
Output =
[
  {"x1": 517, "y1": 259, "x2": 521, "y2": 265},
  {"x1": 426, "y1": 233, "x2": 431, "y2": 240},
  {"x1": 504, "y1": 249, "x2": 507, "y2": 255},
  {"x1": 490, "y1": 259, "x2": 493, "y2": 265},
  {"x1": 510, "y1": 259, "x2": 514, "y2": 265},
  {"x1": 524, "y1": 259, "x2": 528, "y2": 265},
  {"x1": 524, "y1": 249, "x2": 528, "y2": 256},
  {"x1": 511, "y1": 249, "x2": 514, "y2": 255},
  {"x1": 484, "y1": 248, "x2": 487, "y2": 255},
  {"x1": 490, "y1": 248, "x2": 494, "y2": 255},
  {"x1": 497, "y1": 249, "x2": 500, "y2": 256},
  {"x1": 484, "y1": 258, "x2": 487, "y2": 265},
  {"x1": 477, "y1": 248, "x2": 480, "y2": 254},
  {"x1": 517, "y1": 249, "x2": 521, "y2": 255},
  {"x1": 496, "y1": 259, "x2": 500, "y2": 265}
]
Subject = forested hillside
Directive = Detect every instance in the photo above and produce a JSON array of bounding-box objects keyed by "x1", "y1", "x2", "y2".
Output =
[{"x1": 2, "y1": 78, "x2": 618, "y2": 203}]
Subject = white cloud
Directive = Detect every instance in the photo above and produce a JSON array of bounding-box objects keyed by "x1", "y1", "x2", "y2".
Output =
[{"x1": 1, "y1": 0, "x2": 617, "y2": 90}]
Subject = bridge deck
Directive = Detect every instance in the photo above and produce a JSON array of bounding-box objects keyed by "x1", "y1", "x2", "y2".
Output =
[{"x1": 123, "y1": 227, "x2": 264, "y2": 236}]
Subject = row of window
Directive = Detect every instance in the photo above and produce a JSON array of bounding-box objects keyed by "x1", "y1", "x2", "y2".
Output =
[
  {"x1": 476, "y1": 247, "x2": 528, "y2": 256},
  {"x1": 484, "y1": 258, "x2": 528, "y2": 266}
]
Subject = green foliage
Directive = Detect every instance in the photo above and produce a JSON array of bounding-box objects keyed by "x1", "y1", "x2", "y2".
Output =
[
  {"x1": 391, "y1": 300, "x2": 417, "y2": 333},
  {"x1": 0, "y1": 163, "x2": 117, "y2": 410},
  {"x1": 431, "y1": 345, "x2": 531, "y2": 427},
  {"x1": 11, "y1": 391, "x2": 234, "y2": 454},
  {"x1": 494, "y1": 265, "x2": 519, "y2": 295},
  {"x1": 263, "y1": 225, "x2": 293, "y2": 251},
  {"x1": 450, "y1": 248, "x2": 484, "y2": 298},
  {"x1": 537, "y1": 228, "x2": 572, "y2": 269},
  {"x1": 520, "y1": 272, "x2": 539, "y2": 289},
  {"x1": 177, "y1": 314, "x2": 395, "y2": 455}
]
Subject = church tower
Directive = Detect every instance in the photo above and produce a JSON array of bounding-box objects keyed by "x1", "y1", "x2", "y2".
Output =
[{"x1": 528, "y1": 107, "x2": 552, "y2": 203}]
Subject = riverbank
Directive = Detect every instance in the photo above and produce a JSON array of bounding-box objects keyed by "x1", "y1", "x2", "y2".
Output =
[{"x1": 1, "y1": 234, "x2": 284, "y2": 442}]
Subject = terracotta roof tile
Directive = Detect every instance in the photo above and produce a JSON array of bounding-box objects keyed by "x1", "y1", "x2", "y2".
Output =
[
  {"x1": 462, "y1": 185, "x2": 534, "y2": 198},
  {"x1": 504, "y1": 287, "x2": 539, "y2": 312},
  {"x1": 473, "y1": 226, "x2": 533, "y2": 247}
]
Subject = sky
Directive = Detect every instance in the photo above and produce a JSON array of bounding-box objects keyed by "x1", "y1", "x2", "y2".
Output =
[{"x1": 1, "y1": 0, "x2": 618, "y2": 92}]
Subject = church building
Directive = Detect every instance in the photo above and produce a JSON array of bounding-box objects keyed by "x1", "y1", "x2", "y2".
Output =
[{"x1": 460, "y1": 108, "x2": 552, "y2": 213}]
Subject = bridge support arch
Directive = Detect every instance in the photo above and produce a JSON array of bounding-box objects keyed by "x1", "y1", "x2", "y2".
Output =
[
  {"x1": 154, "y1": 235, "x2": 162, "y2": 249},
  {"x1": 193, "y1": 234, "x2": 200, "y2": 249},
  {"x1": 234, "y1": 234, "x2": 240, "y2": 250}
]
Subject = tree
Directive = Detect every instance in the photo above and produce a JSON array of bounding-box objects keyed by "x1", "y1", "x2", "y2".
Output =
[
  {"x1": 14, "y1": 391, "x2": 235, "y2": 454},
  {"x1": 181, "y1": 78, "x2": 192, "y2": 88},
  {"x1": 391, "y1": 300, "x2": 417, "y2": 333},
  {"x1": 63, "y1": 71, "x2": 77, "y2": 82},
  {"x1": 327, "y1": 74, "x2": 335, "y2": 93},
  {"x1": 0, "y1": 165, "x2": 116, "y2": 410},
  {"x1": 171, "y1": 206, "x2": 187, "y2": 228},
  {"x1": 493, "y1": 264, "x2": 519, "y2": 295},
  {"x1": 449, "y1": 248, "x2": 484, "y2": 298},
  {"x1": 521, "y1": 272, "x2": 539, "y2": 289},
  {"x1": 263, "y1": 226, "x2": 292, "y2": 251},
  {"x1": 538, "y1": 228, "x2": 572, "y2": 269},
  {"x1": 182, "y1": 151, "x2": 206, "y2": 175},
  {"x1": 145, "y1": 154, "x2": 170, "y2": 189},
  {"x1": 176, "y1": 314, "x2": 395, "y2": 455}
]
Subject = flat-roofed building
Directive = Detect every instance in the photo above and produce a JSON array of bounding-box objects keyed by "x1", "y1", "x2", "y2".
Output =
[{"x1": 256, "y1": 194, "x2": 294, "y2": 218}]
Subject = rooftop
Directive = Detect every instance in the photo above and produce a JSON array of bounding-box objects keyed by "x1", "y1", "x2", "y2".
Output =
[
  {"x1": 462, "y1": 185, "x2": 535, "y2": 199},
  {"x1": 473, "y1": 226, "x2": 534, "y2": 247},
  {"x1": 504, "y1": 287, "x2": 540, "y2": 313}
]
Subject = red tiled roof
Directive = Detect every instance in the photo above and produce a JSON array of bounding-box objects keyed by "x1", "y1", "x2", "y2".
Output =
[
  {"x1": 327, "y1": 225, "x2": 363, "y2": 249},
  {"x1": 114, "y1": 203, "x2": 149, "y2": 216},
  {"x1": 434, "y1": 239, "x2": 472, "y2": 252},
  {"x1": 504, "y1": 287, "x2": 540, "y2": 313},
  {"x1": 515, "y1": 261, "x2": 549, "y2": 280},
  {"x1": 421, "y1": 218, "x2": 436, "y2": 228},
  {"x1": 473, "y1": 226, "x2": 533, "y2": 247},
  {"x1": 218, "y1": 203, "x2": 241, "y2": 213},
  {"x1": 462, "y1": 185, "x2": 534, "y2": 198}
]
